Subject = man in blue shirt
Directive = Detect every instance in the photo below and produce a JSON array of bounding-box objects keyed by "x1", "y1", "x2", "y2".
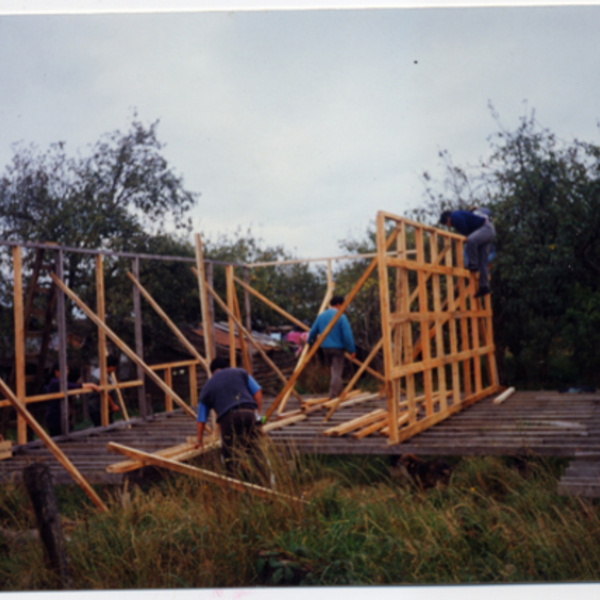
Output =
[
  {"x1": 440, "y1": 209, "x2": 495, "y2": 299},
  {"x1": 195, "y1": 357, "x2": 263, "y2": 475},
  {"x1": 308, "y1": 295, "x2": 356, "y2": 399}
]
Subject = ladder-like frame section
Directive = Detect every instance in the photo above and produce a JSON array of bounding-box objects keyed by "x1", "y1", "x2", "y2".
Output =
[{"x1": 376, "y1": 211, "x2": 500, "y2": 445}]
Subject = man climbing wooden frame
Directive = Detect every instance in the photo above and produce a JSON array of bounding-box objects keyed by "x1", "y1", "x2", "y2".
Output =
[{"x1": 376, "y1": 211, "x2": 500, "y2": 445}]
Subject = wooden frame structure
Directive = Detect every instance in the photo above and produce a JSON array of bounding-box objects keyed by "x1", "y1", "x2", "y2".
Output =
[
  {"x1": 2, "y1": 209, "x2": 500, "y2": 500},
  {"x1": 376, "y1": 211, "x2": 500, "y2": 444}
]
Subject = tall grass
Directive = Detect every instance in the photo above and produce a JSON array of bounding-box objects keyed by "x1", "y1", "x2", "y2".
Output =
[{"x1": 1, "y1": 451, "x2": 600, "y2": 590}]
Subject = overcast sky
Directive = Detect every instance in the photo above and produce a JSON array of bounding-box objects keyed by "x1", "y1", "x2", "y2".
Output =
[{"x1": 1, "y1": 1, "x2": 599, "y2": 259}]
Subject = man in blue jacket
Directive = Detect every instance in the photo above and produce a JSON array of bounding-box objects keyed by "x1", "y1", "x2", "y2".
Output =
[
  {"x1": 195, "y1": 357, "x2": 263, "y2": 476},
  {"x1": 440, "y1": 209, "x2": 495, "y2": 299},
  {"x1": 308, "y1": 295, "x2": 356, "y2": 399}
]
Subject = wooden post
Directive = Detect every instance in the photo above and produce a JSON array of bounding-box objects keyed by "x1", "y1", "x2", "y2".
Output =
[
  {"x1": 164, "y1": 367, "x2": 173, "y2": 412},
  {"x1": 415, "y1": 227, "x2": 434, "y2": 417},
  {"x1": 243, "y1": 267, "x2": 254, "y2": 372},
  {"x1": 232, "y1": 285, "x2": 252, "y2": 373},
  {"x1": 206, "y1": 262, "x2": 217, "y2": 361},
  {"x1": 0, "y1": 376, "x2": 108, "y2": 511},
  {"x1": 23, "y1": 463, "x2": 72, "y2": 589},
  {"x1": 194, "y1": 233, "x2": 214, "y2": 364},
  {"x1": 55, "y1": 249, "x2": 69, "y2": 436},
  {"x1": 226, "y1": 265, "x2": 236, "y2": 367},
  {"x1": 49, "y1": 273, "x2": 198, "y2": 420},
  {"x1": 96, "y1": 254, "x2": 109, "y2": 427},
  {"x1": 189, "y1": 363, "x2": 198, "y2": 407},
  {"x1": 431, "y1": 232, "x2": 448, "y2": 412},
  {"x1": 376, "y1": 213, "x2": 397, "y2": 443},
  {"x1": 132, "y1": 257, "x2": 147, "y2": 418},
  {"x1": 13, "y1": 246, "x2": 27, "y2": 444},
  {"x1": 111, "y1": 372, "x2": 131, "y2": 426}
]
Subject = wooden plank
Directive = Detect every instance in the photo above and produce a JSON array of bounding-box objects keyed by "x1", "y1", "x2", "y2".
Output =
[
  {"x1": 131, "y1": 256, "x2": 147, "y2": 418},
  {"x1": 493, "y1": 387, "x2": 516, "y2": 405},
  {"x1": 13, "y1": 246, "x2": 27, "y2": 444},
  {"x1": 49, "y1": 273, "x2": 198, "y2": 420},
  {"x1": 107, "y1": 440, "x2": 220, "y2": 474},
  {"x1": 226, "y1": 265, "x2": 237, "y2": 367},
  {"x1": 456, "y1": 240, "x2": 472, "y2": 398},
  {"x1": 231, "y1": 273, "x2": 252, "y2": 373},
  {"x1": 107, "y1": 441, "x2": 306, "y2": 504},
  {"x1": 194, "y1": 233, "x2": 214, "y2": 364},
  {"x1": 376, "y1": 213, "x2": 397, "y2": 443},
  {"x1": 111, "y1": 372, "x2": 131, "y2": 427},
  {"x1": 127, "y1": 271, "x2": 210, "y2": 374},
  {"x1": 446, "y1": 245, "x2": 461, "y2": 407},
  {"x1": 415, "y1": 227, "x2": 434, "y2": 417},
  {"x1": 164, "y1": 368, "x2": 173, "y2": 412},
  {"x1": 0, "y1": 377, "x2": 108, "y2": 512},
  {"x1": 323, "y1": 409, "x2": 387, "y2": 437},
  {"x1": 96, "y1": 254, "x2": 109, "y2": 427},
  {"x1": 431, "y1": 231, "x2": 448, "y2": 412}
]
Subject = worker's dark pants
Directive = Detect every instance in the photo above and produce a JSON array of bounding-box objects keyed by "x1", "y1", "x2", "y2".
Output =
[
  {"x1": 219, "y1": 408, "x2": 264, "y2": 478},
  {"x1": 323, "y1": 348, "x2": 345, "y2": 399},
  {"x1": 466, "y1": 221, "x2": 495, "y2": 289}
]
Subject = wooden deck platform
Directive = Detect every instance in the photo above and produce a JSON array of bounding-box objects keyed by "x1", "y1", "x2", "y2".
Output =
[{"x1": 1, "y1": 390, "x2": 600, "y2": 490}]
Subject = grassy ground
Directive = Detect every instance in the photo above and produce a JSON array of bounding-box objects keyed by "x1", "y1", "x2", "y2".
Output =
[{"x1": 1, "y1": 449, "x2": 600, "y2": 590}]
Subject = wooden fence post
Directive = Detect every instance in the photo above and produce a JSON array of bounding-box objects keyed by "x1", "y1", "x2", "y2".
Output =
[{"x1": 23, "y1": 463, "x2": 72, "y2": 589}]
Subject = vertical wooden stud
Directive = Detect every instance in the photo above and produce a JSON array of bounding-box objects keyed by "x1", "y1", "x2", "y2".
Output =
[
  {"x1": 189, "y1": 363, "x2": 198, "y2": 407},
  {"x1": 376, "y1": 212, "x2": 398, "y2": 444},
  {"x1": 13, "y1": 246, "x2": 27, "y2": 444},
  {"x1": 243, "y1": 267, "x2": 253, "y2": 373},
  {"x1": 206, "y1": 262, "x2": 217, "y2": 362},
  {"x1": 194, "y1": 234, "x2": 214, "y2": 365},
  {"x1": 456, "y1": 240, "x2": 472, "y2": 398},
  {"x1": 431, "y1": 233, "x2": 447, "y2": 412},
  {"x1": 55, "y1": 249, "x2": 69, "y2": 436},
  {"x1": 95, "y1": 254, "x2": 109, "y2": 427},
  {"x1": 164, "y1": 368, "x2": 173, "y2": 412},
  {"x1": 132, "y1": 257, "x2": 147, "y2": 418},
  {"x1": 446, "y1": 241, "x2": 461, "y2": 406},
  {"x1": 415, "y1": 228, "x2": 434, "y2": 416},
  {"x1": 226, "y1": 265, "x2": 236, "y2": 367}
]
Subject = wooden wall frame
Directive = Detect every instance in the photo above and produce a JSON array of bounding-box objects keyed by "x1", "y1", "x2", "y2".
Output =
[{"x1": 376, "y1": 211, "x2": 500, "y2": 445}]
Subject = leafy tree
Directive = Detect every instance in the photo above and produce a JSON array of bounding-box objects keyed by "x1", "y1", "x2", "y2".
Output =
[
  {"x1": 0, "y1": 115, "x2": 197, "y2": 289},
  {"x1": 417, "y1": 109, "x2": 600, "y2": 388}
]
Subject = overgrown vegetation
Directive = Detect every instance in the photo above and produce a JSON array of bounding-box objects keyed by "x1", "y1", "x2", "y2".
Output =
[{"x1": 2, "y1": 452, "x2": 600, "y2": 589}]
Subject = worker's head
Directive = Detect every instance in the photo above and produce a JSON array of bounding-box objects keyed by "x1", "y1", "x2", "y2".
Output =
[
  {"x1": 330, "y1": 295, "x2": 344, "y2": 308},
  {"x1": 51, "y1": 362, "x2": 60, "y2": 377},
  {"x1": 210, "y1": 357, "x2": 230, "y2": 373},
  {"x1": 107, "y1": 355, "x2": 119, "y2": 373},
  {"x1": 440, "y1": 211, "x2": 452, "y2": 227}
]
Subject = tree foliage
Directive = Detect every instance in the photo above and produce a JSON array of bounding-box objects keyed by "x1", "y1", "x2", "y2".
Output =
[{"x1": 418, "y1": 110, "x2": 600, "y2": 387}]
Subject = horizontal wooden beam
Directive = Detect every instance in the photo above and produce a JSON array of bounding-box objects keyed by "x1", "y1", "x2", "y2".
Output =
[
  {"x1": 391, "y1": 344, "x2": 495, "y2": 379},
  {"x1": 0, "y1": 380, "x2": 143, "y2": 408}
]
